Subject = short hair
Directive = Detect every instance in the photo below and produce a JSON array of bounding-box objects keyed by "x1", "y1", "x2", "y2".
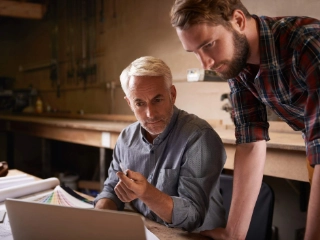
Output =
[
  {"x1": 120, "y1": 56, "x2": 172, "y2": 96},
  {"x1": 170, "y1": 0, "x2": 251, "y2": 30}
]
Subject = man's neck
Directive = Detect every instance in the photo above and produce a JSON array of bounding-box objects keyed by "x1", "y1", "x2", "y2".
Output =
[{"x1": 145, "y1": 131, "x2": 158, "y2": 144}]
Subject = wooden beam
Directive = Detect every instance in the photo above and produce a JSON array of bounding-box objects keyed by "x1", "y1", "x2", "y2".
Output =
[{"x1": 0, "y1": 0, "x2": 46, "y2": 20}]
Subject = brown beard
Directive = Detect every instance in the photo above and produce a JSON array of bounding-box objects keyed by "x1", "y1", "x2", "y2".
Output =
[{"x1": 214, "y1": 29, "x2": 250, "y2": 80}]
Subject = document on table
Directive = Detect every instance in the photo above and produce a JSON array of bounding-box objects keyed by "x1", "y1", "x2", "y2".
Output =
[{"x1": 27, "y1": 185, "x2": 93, "y2": 208}]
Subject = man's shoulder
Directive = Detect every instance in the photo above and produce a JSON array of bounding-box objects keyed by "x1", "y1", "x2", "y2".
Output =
[
  {"x1": 118, "y1": 121, "x2": 140, "y2": 139},
  {"x1": 259, "y1": 15, "x2": 320, "y2": 33},
  {"x1": 176, "y1": 109, "x2": 213, "y2": 131}
]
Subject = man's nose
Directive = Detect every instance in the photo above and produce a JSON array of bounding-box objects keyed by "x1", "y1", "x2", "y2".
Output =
[
  {"x1": 198, "y1": 53, "x2": 214, "y2": 70},
  {"x1": 146, "y1": 105, "x2": 156, "y2": 118}
]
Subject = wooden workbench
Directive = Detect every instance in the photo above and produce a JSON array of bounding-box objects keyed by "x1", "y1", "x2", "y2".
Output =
[
  {"x1": 217, "y1": 126, "x2": 307, "y2": 182},
  {"x1": 0, "y1": 113, "x2": 308, "y2": 189}
]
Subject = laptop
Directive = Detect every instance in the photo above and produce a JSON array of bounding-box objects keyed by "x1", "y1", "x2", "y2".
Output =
[{"x1": 5, "y1": 198, "x2": 156, "y2": 240}]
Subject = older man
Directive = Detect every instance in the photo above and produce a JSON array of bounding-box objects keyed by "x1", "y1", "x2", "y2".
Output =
[{"x1": 94, "y1": 56, "x2": 226, "y2": 232}]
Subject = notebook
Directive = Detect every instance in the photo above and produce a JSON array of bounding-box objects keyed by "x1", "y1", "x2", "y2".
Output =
[{"x1": 5, "y1": 198, "x2": 158, "y2": 240}]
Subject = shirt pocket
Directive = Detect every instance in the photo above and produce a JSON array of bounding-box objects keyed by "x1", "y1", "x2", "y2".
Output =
[{"x1": 155, "y1": 168, "x2": 179, "y2": 196}]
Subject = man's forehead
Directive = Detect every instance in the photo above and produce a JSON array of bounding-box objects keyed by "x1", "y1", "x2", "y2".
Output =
[
  {"x1": 132, "y1": 94, "x2": 163, "y2": 102},
  {"x1": 128, "y1": 75, "x2": 164, "y2": 85},
  {"x1": 176, "y1": 24, "x2": 225, "y2": 50}
]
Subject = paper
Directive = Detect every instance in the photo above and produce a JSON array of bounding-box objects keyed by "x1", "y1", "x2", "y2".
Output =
[
  {"x1": 0, "y1": 175, "x2": 36, "y2": 189},
  {"x1": 29, "y1": 185, "x2": 93, "y2": 208},
  {"x1": 145, "y1": 227, "x2": 160, "y2": 240},
  {"x1": 0, "y1": 178, "x2": 59, "y2": 202}
]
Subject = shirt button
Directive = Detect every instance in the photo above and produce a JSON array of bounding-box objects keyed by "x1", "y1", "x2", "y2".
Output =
[{"x1": 150, "y1": 150, "x2": 154, "y2": 154}]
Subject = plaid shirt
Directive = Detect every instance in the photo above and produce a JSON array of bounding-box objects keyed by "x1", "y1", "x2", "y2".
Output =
[{"x1": 228, "y1": 15, "x2": 320, "y2": 165}]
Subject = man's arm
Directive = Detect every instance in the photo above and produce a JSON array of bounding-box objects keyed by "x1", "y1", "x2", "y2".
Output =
[
  {"x1": 304, "y1": 164, "x2": 320, "y2": 239},
  {"x1": 115, "y1": 170, "x2": 173, "y2": 223},
  {"x1": 202, "y1": 140, "x2": 266, "y2": 240},
  {"x1": 95, "y1": 198, "x2": 118, "y2": 211},
  {"x1": 226, "y1": 141, "x2": 266, "y2": 239}
]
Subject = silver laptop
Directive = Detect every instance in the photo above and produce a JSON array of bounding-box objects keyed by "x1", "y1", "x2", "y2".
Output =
[{"x1": 5, "y1": 198, "x2": 149, "y2": 240}]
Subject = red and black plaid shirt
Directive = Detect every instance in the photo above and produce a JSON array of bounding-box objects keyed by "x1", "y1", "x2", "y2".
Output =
[{"x1": 228, "y1": 15, "x2": 320, "y2": 165}]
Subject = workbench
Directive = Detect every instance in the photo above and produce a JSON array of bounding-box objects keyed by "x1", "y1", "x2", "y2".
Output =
[{"x1": 0, "y1": 113, "x2": 308, "y2": 192}]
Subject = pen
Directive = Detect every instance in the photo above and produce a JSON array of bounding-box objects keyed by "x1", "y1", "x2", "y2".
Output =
[{"x1": 119, "y1": 163, "x2": 127, "y2": 176}]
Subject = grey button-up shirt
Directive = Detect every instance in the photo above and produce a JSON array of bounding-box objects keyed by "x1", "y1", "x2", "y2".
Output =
[{"x1": 94, "y1": 106, "x2": 226, "y2": 231}]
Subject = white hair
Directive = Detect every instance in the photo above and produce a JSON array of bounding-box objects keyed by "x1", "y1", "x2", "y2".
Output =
[{"x1": 120, "y1": 56, "x2": 172, "y2": 96}]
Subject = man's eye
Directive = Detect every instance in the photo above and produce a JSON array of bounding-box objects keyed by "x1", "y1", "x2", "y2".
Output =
[
  {"x1": 204, "y1": 41, "x2": 214, "y2": 49},
  {"x1": 154, "y1": 98, "x2": 163, "y2": 103},
  {"x1": 136, "y1": 102, "x2": 144, "y2": 107}
]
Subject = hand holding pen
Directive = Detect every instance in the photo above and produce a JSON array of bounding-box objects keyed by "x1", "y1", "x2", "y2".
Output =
[
  {"x1": 119, "y1": 163, "x2": 127, "y2": 176},
  {"x1": 115, "y1": 168, "x2": 151, "y2": 203}
]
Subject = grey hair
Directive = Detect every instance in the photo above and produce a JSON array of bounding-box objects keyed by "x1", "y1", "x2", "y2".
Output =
[{"x1": 120, "y1": 56, "x2": 172, "y2": 96}]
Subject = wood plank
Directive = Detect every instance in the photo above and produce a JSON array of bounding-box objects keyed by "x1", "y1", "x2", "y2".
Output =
[
  {"x1": 0, "y1": 0, "x2": 46, "y2": 19},
  {"x1": 9, "y1": 121, "x2": 102, "y2": 147},
  {"x1": 7, "y1": 120, "x2": 121, "y2": 149},
  {"x1": 1, "y1": 115, "x2": 131, "y2": 133},
  {"x1": 9, "y1": 113, "x2": 137, "y2": 122}
]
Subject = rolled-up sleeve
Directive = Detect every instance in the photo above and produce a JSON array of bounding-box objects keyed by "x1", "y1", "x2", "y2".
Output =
[{"x1": 228, "y1": 77, "x2": 270, "y2": 144}]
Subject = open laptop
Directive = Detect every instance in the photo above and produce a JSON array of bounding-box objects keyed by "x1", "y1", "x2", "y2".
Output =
[{"x1": 5, "y1": 198, "x2": 157, "y2": 240}]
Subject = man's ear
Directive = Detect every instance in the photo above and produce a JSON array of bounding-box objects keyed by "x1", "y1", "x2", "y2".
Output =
[
  {"x1": 124, "y1": 96, "x2": 131, "y2": 108},
  {"x1": 171, "y1": 85, "x2": 177, "y2": 103},
  {"x1": 232, "y1": 10, "x2": 246, "y2": 31}
]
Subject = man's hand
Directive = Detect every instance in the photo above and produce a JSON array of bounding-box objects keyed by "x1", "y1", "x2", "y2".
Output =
[
  {"x1": 114, "y1": 170, "x2": 150, "y2": 202},
  {"x1": 115, "y1": 169, "x2": 173, "y2": 223},
  {"x1": 94, "y1": 198, "x2": 118, "y2": 210}
]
